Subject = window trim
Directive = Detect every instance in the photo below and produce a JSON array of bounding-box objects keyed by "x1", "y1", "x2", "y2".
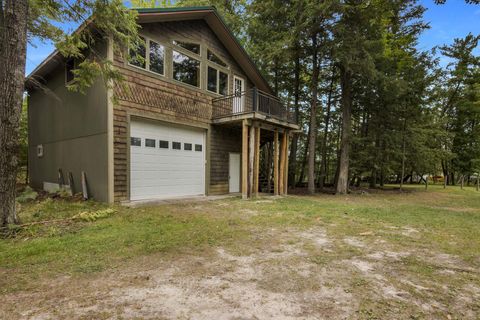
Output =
[
  {"x1": 184, "y1": 143, "x2": 193, "y2": 151},
  {"x1": 159, "y1": 140, "x2": 169, "y2": 149},
  {"x1": 172, "y1": 49, "x2": 201, "y2": 88},
  {"x1": 207, "y1": 49, "x2": 228, "y2": 68},
  {"x1": 172, "y1": 141, "x2": 182, "y2": 150},
  {"x1": 172, "y1": 39, "x2": 202, "y2": 58},
  {"x1": 206, "y1": 64, "x2": 229, "y2": 96},
  {"x1": 130, "y1": 137, "x2": 142, "y2": 147},
  {"x1": 128, "y1": 36, "x2": 166, "y2": 77},
  {"x1": 145, "y1": 138, "x2": 156, "y2": 148},
  {"x1": 148, "y1": 39, "x2": 166, "y2": 76}
]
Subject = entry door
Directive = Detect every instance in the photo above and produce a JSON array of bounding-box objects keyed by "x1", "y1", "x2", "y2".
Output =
[
  {"x1": 233, "y1": 76, "x2": 245, "y2": 113},
  {"x1": 229, "y1": 153, "x2": 241, "y2": 193}
]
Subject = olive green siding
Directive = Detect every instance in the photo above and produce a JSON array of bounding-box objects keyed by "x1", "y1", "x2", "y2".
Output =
[{"x1": 28, "y1": 42, "x2": 109, "y2": 202}]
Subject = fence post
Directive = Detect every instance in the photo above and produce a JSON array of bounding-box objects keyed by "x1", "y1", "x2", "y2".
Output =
[{"x1": 252, "y1": 87, "x2": 258, "y2": 112}]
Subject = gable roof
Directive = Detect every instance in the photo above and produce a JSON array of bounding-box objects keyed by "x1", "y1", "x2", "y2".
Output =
[{"x1": 26, "y1": 6, "x2": 274, "y2": 95}]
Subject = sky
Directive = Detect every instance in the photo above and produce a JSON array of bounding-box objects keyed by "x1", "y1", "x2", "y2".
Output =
[{"x1": 25, "y1": 0, "x2": 480, "y2": 75}]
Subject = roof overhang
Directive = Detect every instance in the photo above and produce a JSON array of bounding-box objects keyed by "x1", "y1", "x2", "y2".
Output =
[{"x1": 26, "y1": 6, "x2": 273, "y2": 94}]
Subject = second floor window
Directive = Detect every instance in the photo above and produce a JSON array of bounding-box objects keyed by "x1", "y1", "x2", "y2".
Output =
[
  {"x1": 207, "y1": 66, "x2": 228, "y2": 95},
  {"x1": 129, "y1": 37, "x2": 165, "y2": 76},
  {"x1": 173, "y1": 50, "x2": 200, "y2": 87}
]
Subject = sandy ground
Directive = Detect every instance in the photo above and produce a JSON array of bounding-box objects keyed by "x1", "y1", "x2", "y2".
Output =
[{"x1": 2, "y1": 225, "x2": 480, "y2": 320}]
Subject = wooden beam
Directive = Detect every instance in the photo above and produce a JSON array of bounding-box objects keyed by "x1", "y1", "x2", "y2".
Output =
[
  {"x1": 274, "y1": 130, "x2": 279, "y2": 196},
  {"x1": 279, "y1": 132, "x2": 287, "y2": 195},
  {"x1": 283, "y1": 131, "x2": 290, "y2": 195},
  {"x1": 254, "y1": 126, "x2": 261, "y2": 197},
  {"x1": 249, "y1": 124, "x2": 255, "y2": 198},
  {"x1": 242, "y1": 119, "x2": 248, "y2": 199}
]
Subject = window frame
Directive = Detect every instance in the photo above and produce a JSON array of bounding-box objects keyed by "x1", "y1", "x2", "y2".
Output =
[
  {"x1": 130, "y1": 137, "x2": 142, "y2": 147},
  {"x1": 172, "y1": 141, "x2": 182, "y2": 150},
  {"x1": 206, "y1": 48, "x2": 230, "y2": 96},
  {"x1": 173, "y1": 40, "x2": 201, "y2": 56},
  {"x1": 207, "y1": 49, "x2": 228, "y2": 68},
  {"x1": 206, "y1": 64, "x2": 229, "y2": 96},
  {"x1": 159, "y1": 140, "x2": 169, "y2": 149},
  {"x1": 171, "y1": 49, "x2": 201, "y2": 88},
  {"x1": 128, "y1": 36, "x2": 166, "y2": 77},
  {"x1": 145, "y1": 138, "x2": 156, "y2": 148}
]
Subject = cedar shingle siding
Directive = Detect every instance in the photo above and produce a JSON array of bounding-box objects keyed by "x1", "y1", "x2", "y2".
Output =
[{"x1": 113, "y1": 20, "x2": 251, "y2": 201}]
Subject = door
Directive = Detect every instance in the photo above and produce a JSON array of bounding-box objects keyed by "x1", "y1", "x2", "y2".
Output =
[
  {"x1": 233, "y1": 76, "x2": 245, "y2": 113},
  {"x1": 130, "y1": 120, "x2": 206, "y2": 200},
  {"x1": 229, "y1": 153, "x2": 240, "y2": 193}
]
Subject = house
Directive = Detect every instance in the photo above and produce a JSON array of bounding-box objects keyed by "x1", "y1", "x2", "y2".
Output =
[{"x1": 26, "y1": 7, "x2": 299, "y2": 203}]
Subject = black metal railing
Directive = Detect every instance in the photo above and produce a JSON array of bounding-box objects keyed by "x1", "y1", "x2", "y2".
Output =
[{"x1": 212, "y1": 88, "x2": 295, "y2": 123}]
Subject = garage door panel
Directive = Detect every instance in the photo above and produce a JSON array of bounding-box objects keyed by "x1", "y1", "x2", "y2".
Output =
[
  {"x1": 131, "y1": 172, "x2": 204, "y2": 182},
  {"x1": 130, "y1": 120, "x2": 206, "y2": 200}
]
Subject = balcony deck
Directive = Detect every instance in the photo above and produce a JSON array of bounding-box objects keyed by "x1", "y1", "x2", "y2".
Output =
[{"x1": 212, "y1": 88, "x2": 299, "y2": 130}]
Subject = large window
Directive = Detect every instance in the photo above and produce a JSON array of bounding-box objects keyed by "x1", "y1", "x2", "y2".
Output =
[
  {"x1": 129, "y1": 37, "x2": 165, "y2": 76},
  {"x1": 149, "y1": 40, "x2": 165, "y2": 75},
  {"x1": 173, "y1": 50, "x2": 200, "y2": 87},
  {"x1": 207, "y1": 66, "x2": 228, "y2": 95}
]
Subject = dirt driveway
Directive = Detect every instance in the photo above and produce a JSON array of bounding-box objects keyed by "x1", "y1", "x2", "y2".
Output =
[
  {"x1": 2, "y1": 188, "x2": 480, "y2": 319},
  {"x1": 4, "y1": 225, "x2": 479, "y2": 319}
]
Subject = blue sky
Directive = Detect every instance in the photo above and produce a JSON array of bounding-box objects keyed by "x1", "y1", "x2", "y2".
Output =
[{"x1": 25, "y1": 0, "x2": 480, "y2": 75}]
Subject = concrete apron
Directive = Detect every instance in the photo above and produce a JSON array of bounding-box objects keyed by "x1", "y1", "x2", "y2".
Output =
[{"x1": 121, "y1": 194, "x2": 241, "y2": 208}]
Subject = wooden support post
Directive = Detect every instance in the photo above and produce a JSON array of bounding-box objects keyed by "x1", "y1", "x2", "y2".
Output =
[
  {"x1": 279, "y1": 132, "x2": 286, "y2": 195},
  {"x1": 283, "y1": 131, "x2": 289, "y2": 195},
  {"x1": 242, "y1": 120, "x2": 249, "y2": 199},
  {"x1": 249, "y1": 124, "x2": 255, "y2": 198},
  {"x1": 274, "y1": 130, "x2": 279, "y2": 196},
  {"x1": 254, "y1": 126, "x2": 260, "y2": 197}
]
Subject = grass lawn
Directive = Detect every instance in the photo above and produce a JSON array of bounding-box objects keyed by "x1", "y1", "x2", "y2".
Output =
[{"x1": 1, "y1": 184, "x2": 479, "y2": 319}]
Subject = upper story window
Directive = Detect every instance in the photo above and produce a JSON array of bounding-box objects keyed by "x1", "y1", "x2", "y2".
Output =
[
  {"x1": 207, "y1": 66, "x2": 228, "y2": 95},
  {"x1": 129, "y1": 36, "x2": 165, "y2": 76},
  {"x1": 207, "y1": 50, "x2": 227, "y2": 67},
  {"x1": 129, "y1": 36, "x2": 146, "y2": 69},
  {"x1": 149, "y1": 40, "x2": 165, "y2": 75},
  {"x1": 173, "y1": 50, "x2": 200, "y2": 87},
  {"x1": 173, "y1": 40, "x2": 200, "y2": 55}
]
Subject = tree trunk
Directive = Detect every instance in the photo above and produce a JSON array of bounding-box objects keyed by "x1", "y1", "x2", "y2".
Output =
[
  {"x1": 0, "y1": 0, "x2": 29, "y2": 230},
  {"x1": 335, "y1": 66, "x2": 352, "y2": 194},
  {"x1": 319, "y1": 64, "x2": 335, "y2": 191},
  {"x1": 298, "y1": 134, "x2": 308, "y2": 186},
  {"x1": 307, "y1": 34, "x2": 320, "y2": 195},
  {"x1": 288, "y1": 43, "x2": 301, "y2": 189},
  {"x1": 400, "y1": 116, "x2": 406, "y2": 191}
]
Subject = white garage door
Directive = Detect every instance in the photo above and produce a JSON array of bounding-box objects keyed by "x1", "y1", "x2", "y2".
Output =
[{"x1": 130, "y1": 120, "x2": 206, "y2": 200}]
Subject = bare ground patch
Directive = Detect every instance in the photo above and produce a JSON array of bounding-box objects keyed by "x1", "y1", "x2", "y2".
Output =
[{"x1": 2, "y1": 222, "x2": 479, "y2": 320}]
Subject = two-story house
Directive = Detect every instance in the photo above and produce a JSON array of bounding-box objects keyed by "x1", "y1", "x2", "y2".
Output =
[{"x1": 26, "y1": 7, "x2": 299, "y2": 203}]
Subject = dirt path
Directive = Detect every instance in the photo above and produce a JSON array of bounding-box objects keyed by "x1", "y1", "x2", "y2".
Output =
[{"x1": 3, "y1": 224, "x2": 479, "y2": 320}]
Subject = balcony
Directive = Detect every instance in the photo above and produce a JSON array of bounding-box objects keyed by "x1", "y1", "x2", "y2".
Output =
[{"x1": 212, "y1": 88, "x2": 297, "y2": 126}]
